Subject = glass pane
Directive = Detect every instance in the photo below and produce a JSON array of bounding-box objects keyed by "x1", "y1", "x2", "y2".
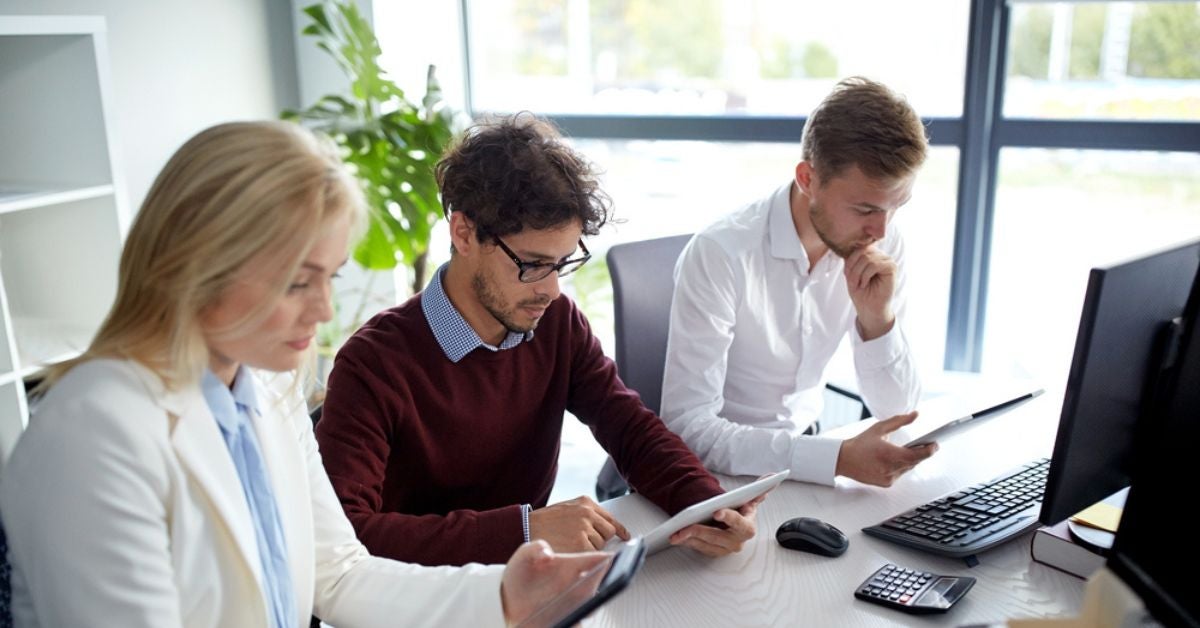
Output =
[
  {"x1": 1005, "y1": 2, "x2": 1200, "y2": 120},
  {"x1": 553, "y1": 140, "x2": 959, "y2": 376},
  {"x1": 984, "y1": 149, "x2": 1200, "y2": 389},
  {"x1": 466, "y1": 0, "x2": 968, "y2": 117}
]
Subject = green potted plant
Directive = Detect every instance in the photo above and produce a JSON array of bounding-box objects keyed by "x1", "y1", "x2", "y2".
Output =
[{"x1": 284, "y1": 0, "x2": 458, "y2": 349}]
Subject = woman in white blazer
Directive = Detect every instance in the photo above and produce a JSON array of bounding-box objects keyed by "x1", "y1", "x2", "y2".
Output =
[{"x1": 0, "y1": 121, "x2": 607, "y2": 627}]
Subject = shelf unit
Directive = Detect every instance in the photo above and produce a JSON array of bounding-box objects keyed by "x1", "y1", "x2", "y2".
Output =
[{"x1": 0, "y1": 16, "x2": 130, "y2": 464}]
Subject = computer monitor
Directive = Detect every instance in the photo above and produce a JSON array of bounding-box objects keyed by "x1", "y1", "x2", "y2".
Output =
[
  {"x1": 1106, "y1": 271, "x2": 1200, "y2": 628},
  {"x1": 1038, "y1": 238, "x2": 1200, "y2": 525}
]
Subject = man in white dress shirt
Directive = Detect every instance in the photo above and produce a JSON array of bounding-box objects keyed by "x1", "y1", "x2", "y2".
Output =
[{"x1": 661, "y1": 77, "x2": 937, "y2": 488}]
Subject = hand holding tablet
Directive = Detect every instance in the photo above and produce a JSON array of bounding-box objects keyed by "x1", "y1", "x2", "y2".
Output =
[
  {"x1": 643, "y1": 470, "x2": 788, "y2": 554},
  {"x1": 514, "y1": 538, "x2": 646, "y2": 628}
]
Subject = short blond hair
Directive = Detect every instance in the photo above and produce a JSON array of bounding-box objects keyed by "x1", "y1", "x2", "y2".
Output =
[
  {"x1": 40, "y1": 120, "x2": 364, "y2": 391},
  {"x1": 801, "y1": 77, "x2": 928, "y2": 182}
]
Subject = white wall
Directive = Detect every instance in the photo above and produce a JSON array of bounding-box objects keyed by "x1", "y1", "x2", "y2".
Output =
[{"x1": 0, "y1": 0, "x2": 300, "y2": 211}]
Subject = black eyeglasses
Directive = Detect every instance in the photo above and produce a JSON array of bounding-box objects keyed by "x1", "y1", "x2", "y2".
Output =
[{"x1": 493, "y1": 237, "x2": 591, "y2": 283}]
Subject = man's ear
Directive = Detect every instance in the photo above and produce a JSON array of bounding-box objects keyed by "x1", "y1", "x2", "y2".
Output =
[
  {"x1": 449, "y1": 212, "x2": 478, "y2": 256},
  {"x1": 794, "y1": 161, "x2": 815, "y2": 196}
]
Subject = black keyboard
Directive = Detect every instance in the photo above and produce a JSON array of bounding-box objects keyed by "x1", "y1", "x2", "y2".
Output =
[{"x1": 863, "y1": 458, "x2": 1049, "y2": 558}]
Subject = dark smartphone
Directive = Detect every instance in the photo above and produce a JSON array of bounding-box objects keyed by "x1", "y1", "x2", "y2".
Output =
[{"x1": 515, "y1": 538, "x2": 647, "y2": 628}]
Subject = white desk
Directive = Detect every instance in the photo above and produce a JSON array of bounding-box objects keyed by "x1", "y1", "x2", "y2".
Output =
[{"x1": 591, "y1": 393, "x2": 1085, "y2": 627}]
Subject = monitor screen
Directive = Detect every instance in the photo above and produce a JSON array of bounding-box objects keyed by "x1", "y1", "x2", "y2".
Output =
[
  {"x1": 1039, "y1": 239, "x2": 1200, "y2": 525},
  {"x1": 1106, "y1": 271, "x2": 1200, "y2": 628}
]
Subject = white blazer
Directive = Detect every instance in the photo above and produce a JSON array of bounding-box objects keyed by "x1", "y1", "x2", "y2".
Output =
[{"x1": 0, "y1": 359, "x2": 505, "y2": 628}]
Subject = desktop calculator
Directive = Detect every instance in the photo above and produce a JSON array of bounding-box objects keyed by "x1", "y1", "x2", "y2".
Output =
[{"x1": 853, "y1": 563, "x2": 975, "y2": 614}]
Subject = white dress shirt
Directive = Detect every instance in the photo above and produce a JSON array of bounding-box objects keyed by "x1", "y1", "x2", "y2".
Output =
[{"x1": 661, "y1": 182, "x2": 921, "y2": 485}]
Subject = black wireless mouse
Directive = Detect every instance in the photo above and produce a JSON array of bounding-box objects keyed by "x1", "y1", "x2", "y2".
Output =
[{"x1": 776, "y1": 517, "x2": 849, "y2": 557}]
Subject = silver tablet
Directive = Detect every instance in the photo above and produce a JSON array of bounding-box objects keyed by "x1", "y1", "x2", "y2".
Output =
[
  {"x1": 903, "y1": 389, "x2": 1044, "y2": 448},
  {"x1": 642, "y1": 470, "x2": 789, "y2": 554}
]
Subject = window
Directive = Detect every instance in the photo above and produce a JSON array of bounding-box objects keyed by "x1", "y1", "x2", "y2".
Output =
[
  {"x1": 465, "y1": 0, "x2": 969, "y2": 116},
  {"x1": 430, "y1": 0, "x2": 1200, "y2": 373},
  {"x1": 984, "y1": 149, "x2": 1200, "y2": 386},
  {"x1": 1005, "y1": 2, "x2": 1200, "y2": 120}
]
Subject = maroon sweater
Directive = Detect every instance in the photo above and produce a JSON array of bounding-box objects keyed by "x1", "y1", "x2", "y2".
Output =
[{"x1": 315, "y1": 292, "x2": 723, "y2": 566}]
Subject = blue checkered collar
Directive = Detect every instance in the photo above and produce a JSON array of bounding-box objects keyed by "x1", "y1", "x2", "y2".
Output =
[{"x1": 421, "y1": 263, "x2": 533, "y2": 363}]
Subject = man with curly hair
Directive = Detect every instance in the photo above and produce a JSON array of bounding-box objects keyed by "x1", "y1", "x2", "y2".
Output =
[{"x1": 316, "y1": 114, "x2": 761, "y2": 567}]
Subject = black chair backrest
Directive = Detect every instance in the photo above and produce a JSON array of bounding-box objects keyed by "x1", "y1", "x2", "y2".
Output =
[
  {"x1": 1, "y1": 519, "x2": 12, "y2": 628},
  {"x1": 606, "y1": 234, "x2": 693, "y2": 415}
]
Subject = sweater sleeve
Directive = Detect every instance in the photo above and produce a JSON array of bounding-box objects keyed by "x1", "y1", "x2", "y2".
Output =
[
  {"x1": 562, "y1": 300, "x2": 724, "y2": 514},
  {"x1": 316, "y1": 344, "x2": 525, "y2": 567}
]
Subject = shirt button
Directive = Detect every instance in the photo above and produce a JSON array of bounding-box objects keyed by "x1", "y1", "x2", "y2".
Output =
[{"x1": 804, "y1": 325, "x2": 814, "y2": 335}]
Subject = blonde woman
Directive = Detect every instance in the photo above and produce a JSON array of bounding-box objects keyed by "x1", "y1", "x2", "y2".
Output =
[{"x1": 0, "y1": 121, "x2": 606, "y2": 627}]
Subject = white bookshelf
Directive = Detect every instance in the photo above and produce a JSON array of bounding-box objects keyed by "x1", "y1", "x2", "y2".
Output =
[{"x1": 0, "y1": 16, "x2": 130, "y2": 464}]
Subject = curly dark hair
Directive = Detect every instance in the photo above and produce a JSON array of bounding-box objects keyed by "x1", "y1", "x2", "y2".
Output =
[{"x1": 436, "y1": 113, "x2": 611, "y2": 246}]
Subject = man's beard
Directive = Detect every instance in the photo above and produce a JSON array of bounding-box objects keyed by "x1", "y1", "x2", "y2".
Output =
[
  {"x1": 472, "y1": 268, "x2": 550, "y2": 334},
  {"x1": 811, "y1": 199, "x2": 869, "y2": 258}
]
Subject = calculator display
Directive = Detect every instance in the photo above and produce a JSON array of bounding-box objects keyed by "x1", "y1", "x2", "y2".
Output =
[{"x1": 915, "y1": 578, "x2": 959, "y2": 609}]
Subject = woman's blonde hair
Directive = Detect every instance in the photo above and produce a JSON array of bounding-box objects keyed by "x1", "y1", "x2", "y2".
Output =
[{"x1": 40, "y1": 120, "x2": 364, "y2": 391}]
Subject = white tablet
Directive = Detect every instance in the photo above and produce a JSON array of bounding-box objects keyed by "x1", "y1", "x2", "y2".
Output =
[
  {"x1": 642, "y1": 470, "x2": 788, "y2": 554},
  {"x1": 903, "y1": 388, "x2": 1044, "y2": 448}
]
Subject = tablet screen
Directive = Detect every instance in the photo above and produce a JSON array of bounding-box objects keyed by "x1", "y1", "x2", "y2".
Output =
[{"x1": 514, "y1": 538, "x2": 646, "y2": 628}]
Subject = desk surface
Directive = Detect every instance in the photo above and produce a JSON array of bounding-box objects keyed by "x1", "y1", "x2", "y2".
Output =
[{"x1": 591, "y1": 393, "x2": 1085, "y2": 627}]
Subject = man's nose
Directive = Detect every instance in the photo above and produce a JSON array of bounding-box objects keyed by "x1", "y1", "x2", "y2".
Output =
[
  {"x1": 534, "y1": 271, "x2": 561, "y2": 301},
  {"x1": 866, "y1": 212, "x2": 888, "y2": 240}
]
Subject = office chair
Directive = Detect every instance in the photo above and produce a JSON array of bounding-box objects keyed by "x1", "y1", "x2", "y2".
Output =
[
  {"x1": 1, "y1": 520, "x2": 11, "y2": 628},
  {"x1": 595, "y1": 234, "x2": 694, "y2": 501},
  {"x1": 309, "y1": 403, "x2": 323, "y2": 429},
  {"x1": 306, "y1": 404, "x2": 323, "y2": 628}
]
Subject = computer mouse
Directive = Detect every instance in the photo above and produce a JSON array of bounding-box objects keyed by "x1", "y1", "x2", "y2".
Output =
[{"x1": 775, "y1": 517, "x2": 848, "y2": 557}]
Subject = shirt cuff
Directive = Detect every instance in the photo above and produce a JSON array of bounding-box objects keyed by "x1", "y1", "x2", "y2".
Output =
[
  {"x1": 852, "y1": 320, "x2": 908, "y2": 370},
  {"x1": 521, "y1": 504, "x2": 532, "y2": 543},
  {"x1": 789, "y1": 435, "x2": 843, "y2": 486}
]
